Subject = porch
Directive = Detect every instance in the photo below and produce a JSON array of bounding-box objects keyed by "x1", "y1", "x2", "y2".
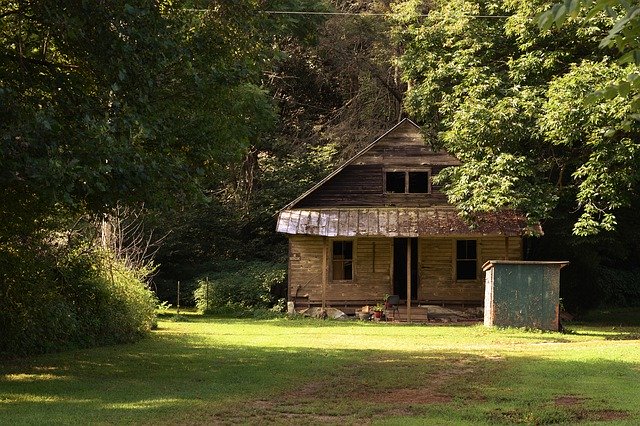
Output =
[{"x1": 295, "y1": 298, "x2": 483, "y2": 323}]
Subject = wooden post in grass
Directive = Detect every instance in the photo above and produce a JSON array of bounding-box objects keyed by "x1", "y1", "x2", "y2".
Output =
[
  {"x1": 406, "y1": 241, "x2": 412, "y2": 322},
  {"x1": 322, "y1": 237, "x2": 328, "y2": 313},
  {"x1": 177, "y1": 281, "x2": 181, "y2": 315}
]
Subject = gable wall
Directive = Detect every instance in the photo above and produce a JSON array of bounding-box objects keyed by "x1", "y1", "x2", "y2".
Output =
[{"x1": 296, "y1": 121, "x2": 460, "y2": 208}]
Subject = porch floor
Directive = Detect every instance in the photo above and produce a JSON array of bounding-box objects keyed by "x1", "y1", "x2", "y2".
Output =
[
  {"x1": 297, "y1": 303, "x2": 484, "y2": 323},
  {"x1": 376, "y1": 305, "x2": 483, "y2": 323}
]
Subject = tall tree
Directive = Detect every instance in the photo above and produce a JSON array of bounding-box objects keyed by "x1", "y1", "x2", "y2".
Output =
[{"x1": 394, "y1": 0, "x2": 640, "y2": 235}]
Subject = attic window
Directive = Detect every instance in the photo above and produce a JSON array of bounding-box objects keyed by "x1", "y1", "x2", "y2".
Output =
[
  {"x1": 385, "y1": 170, "x2": 431, "y2": 194},
  {"x1": 385, "y1": 172, "x2": 405, "y2": 193}
]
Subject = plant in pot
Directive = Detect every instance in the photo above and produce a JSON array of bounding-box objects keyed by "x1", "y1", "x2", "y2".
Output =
[{"x1": 373, "y1": 303, "x2": 385, "y2": 319}]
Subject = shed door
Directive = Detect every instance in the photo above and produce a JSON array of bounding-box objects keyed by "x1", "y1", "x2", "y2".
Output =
[{"x1": 393, "y1": 238, "x2": 418, "y2": 301}]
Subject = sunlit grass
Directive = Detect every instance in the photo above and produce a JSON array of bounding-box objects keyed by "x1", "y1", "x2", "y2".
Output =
[{"x1": 1, "y1": 314, "x2": 639, "y2": 424}]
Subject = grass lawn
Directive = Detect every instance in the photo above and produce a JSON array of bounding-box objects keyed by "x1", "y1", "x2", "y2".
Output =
[{"x1": 1, "y1": 311, "x2": 639, "y2": 425}]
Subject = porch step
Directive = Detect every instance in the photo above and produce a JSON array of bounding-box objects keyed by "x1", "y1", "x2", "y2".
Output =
[{"x1": 374, "y1": 305, "x2": 483, "y2": 323}]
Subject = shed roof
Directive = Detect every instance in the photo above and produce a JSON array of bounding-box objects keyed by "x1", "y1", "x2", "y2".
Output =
[
  {"x1": 482, "y1": 260, "x2": 568, "y2": 271},
  {"x1": 277, "y1": 207, "x2": 542, "y2": 237}
]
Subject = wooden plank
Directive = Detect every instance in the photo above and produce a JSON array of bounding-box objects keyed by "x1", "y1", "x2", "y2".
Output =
[
  {"x1": 398, "y1": 209, "x2": 410, "y2": 235},
  {"x1": 408, "y1": 209, "x2": 419, "y2": 236},
  {"x1": 322, "y1": 237, "x2": 327, "y2": 310},
  {"x1": 378, "y1": 210, "x2": 388, "y2": 236}
]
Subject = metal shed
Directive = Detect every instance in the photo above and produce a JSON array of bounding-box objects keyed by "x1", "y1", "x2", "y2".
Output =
[{"x1": 483, "y1": 261, "x2": 569, "y2": 331}]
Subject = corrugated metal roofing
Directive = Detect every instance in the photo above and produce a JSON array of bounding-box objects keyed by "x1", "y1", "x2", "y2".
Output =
[{"x1": 277, "y1": 207, "x2": 542, "y2": 237}]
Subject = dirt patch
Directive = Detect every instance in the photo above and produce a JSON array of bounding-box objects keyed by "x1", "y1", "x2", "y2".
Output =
[
  {"x1": 554, "y1": 395, "x2": 587, "y2": 406},
  {"x1": 289, "y1": 381, "x2": 325, "y2": 398},
  {"x1": 592, "y1": 410, "x2": 630, "y2": 421},
  {"x1": 353, "y1": 387, "x2": 453, "y2": 405},
  {"x1": 577, "y1": 409, "x2": 630, "y2": 422},
  {"x1": 553, "y1": 396, "x2": 630, "y2": 422}
]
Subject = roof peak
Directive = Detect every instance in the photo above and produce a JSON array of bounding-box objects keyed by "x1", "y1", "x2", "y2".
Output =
[{"x1": 281, "y1": 119, "x2": 423, "y2": 211}]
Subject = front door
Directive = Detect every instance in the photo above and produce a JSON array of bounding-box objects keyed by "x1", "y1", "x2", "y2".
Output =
[{"x1": 393, "y1": 238, "x2": 418, "y2": 301}]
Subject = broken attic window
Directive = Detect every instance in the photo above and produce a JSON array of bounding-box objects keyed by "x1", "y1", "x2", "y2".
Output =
[
  {"x1": 385, "y1": 171, "x2": 431, "y2": 194},
  {"x1": 385, "y1": 172, "x2": 405, "y2": 193},
  {"x1": 408, "y1": 171, "x2": 429, "y2": 193}
]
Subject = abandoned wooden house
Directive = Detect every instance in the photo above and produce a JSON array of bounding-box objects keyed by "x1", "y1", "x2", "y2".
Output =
[{"x1": 276, "y1": 119, "x2": 541, "y2": 317}]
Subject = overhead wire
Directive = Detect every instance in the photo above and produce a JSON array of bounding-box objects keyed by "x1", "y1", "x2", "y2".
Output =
[
  {"x1": 263, "y1": 10, "x2": 510, "y2": 18},
  {"x1": 181, "y1": 9, "x2": 511, "y2": 19}
]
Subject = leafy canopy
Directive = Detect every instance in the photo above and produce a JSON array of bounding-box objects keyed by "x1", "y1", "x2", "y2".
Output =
[{"x1": 395, "y1": 0, "x2": 640, "y2": 234}]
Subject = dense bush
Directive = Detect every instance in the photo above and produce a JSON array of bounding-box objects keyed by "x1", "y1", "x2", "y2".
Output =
[
  {"x1": 194, "y1": 261, "x2": 286, "y2": 313},
  {"x1": 0, "y1": 245, "x2": 156, "y2": 357},
  {"x1": 597, "y1": 267, "x2": 640, "y2": 307}
]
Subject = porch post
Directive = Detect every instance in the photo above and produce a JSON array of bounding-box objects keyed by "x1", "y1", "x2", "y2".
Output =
[
  {"x1": 406, "y1": 239, "x2": 412, "y2": 322},
  {"x1": 322, "y1": 237, "x2": 328, "y2": 312}
]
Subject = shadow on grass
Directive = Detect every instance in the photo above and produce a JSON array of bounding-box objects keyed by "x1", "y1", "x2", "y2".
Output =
[{"x1": 1, "y1": 327, "x2": 639, "y2": 425}]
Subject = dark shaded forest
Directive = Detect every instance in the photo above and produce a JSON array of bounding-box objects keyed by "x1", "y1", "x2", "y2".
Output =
[{"x1": 2, "y1": 0, "x2": 640, "y2": 355}]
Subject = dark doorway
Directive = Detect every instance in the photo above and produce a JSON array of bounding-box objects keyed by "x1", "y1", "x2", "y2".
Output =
[{"x1": 393, "y1": 238, "x2": 418, "y2": 301}]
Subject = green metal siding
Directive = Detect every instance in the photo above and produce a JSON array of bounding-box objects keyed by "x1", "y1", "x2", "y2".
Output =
[{"x1": 484, "y1": 261, "x2": 567, "y2": 331}]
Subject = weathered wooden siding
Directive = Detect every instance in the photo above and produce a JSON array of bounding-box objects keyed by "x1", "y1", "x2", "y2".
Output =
[
  {"x1": 296, "y1": 121, "x2": 460, "y2": 208},
  {"x1": 420, "y1": 237, "x2": 522, "y2": 303},
  {"x1": 288, "y1": 236, "x2": 392, "y2": 304},
  {"x1": 290, "y1": 235, "x2": 522, "y2": 306}
]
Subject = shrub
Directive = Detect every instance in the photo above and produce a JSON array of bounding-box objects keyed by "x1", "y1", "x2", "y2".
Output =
[
  {"x1": 597, "y1": 266, "x2": 640, "y2": 307},
  {"x1": 0, "y1": 244, "x2": 156, "y2": 357},
  {"x1": 194, "y1": 261, "x2": 286, "y2": 313}
]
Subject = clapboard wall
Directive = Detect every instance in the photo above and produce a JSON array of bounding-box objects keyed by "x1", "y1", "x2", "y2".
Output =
[{"x1": 289, "y1": 235, "x2": 523, "y2": 306}]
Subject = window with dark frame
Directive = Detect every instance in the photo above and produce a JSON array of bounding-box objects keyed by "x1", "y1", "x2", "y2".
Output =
[
  {"x1": 385, "y1": 170, "x2": 430, "y2": 194},
  {"x1": 332, "y1": 241, "x2": 353, "y2": 281},
  {"x1": 456, "y1": 240, "x2": 477, "y2": 280},
  {"x1": 408, "y1": 171, "x2": 429, "y2": 193},
  {"x1": 385, "y1": 172, "x2": 405, "y2": 193}
]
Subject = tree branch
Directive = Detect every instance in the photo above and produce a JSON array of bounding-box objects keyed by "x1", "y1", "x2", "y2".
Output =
[
  {"x1": 3, "y1": 52, "x2": 79, "y2": 70},
  {"x1": 0, "y1": 10, "x2": 21, "y2": 19}
]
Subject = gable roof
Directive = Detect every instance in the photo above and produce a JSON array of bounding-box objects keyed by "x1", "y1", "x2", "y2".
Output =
[{"x1": 276, "y1": 119, "x2": 542, "y2": 237}]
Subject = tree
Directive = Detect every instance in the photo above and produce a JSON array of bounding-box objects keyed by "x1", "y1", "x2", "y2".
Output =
[
  {"x1": 536, "y1": 1, "x2": 640, "y2": 234},
  {"x1": 0, "y1": 0, "x2": 293, "y2": 354},
  {"x1": 394, "y1": 0, "x2": 640, "y2": 235}
]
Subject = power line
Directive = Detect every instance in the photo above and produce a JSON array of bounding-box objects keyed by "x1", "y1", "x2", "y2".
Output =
[
  {"x1": 273, "y1": 11, "x2": 513, "y2": 19},
  {"x1": 181, "y1": 9, "x2": 511, "y2": 19},
  {"x1": 263, "y1": 10, "x2": 510, "y2": 18}
]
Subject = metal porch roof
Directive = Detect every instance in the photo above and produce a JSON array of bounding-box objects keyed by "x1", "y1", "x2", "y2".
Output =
[{"x1": 276, "y1": 207, "x2": 542, "y2": 237}]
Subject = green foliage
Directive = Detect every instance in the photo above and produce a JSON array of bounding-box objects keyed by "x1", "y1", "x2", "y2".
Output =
[
  {"x1": 596, "y1": 266, "x2": 640, "y2": 306},
  {"x1": 395, "y1": 0, "x2": 640, "y2": 234},
  {"x1": 0, "y1": 245, "x2": 156, "y2": 357},
  {"x1": 194, "y1": 261, "x2": 287, "y2": 313},
  {"x1": 542, "y1": 61, "x2": 640, "y2": 234}
]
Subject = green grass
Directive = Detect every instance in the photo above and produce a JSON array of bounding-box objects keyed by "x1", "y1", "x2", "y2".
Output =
[{"x1": 1, "y1": 313, "x2": 639, "y2": 425}]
